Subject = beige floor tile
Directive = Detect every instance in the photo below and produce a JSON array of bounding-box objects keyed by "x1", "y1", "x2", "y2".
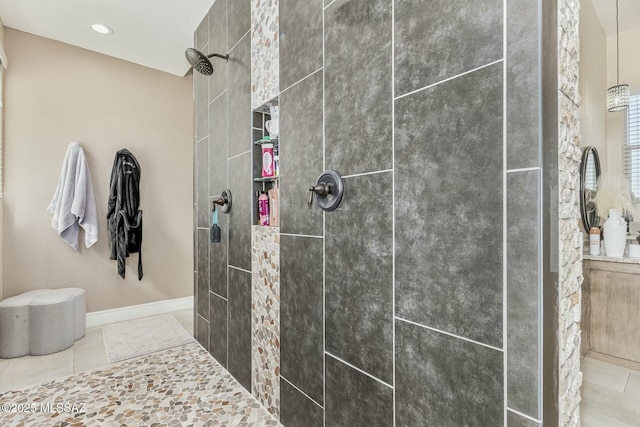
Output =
[
  {"x1": 172, "y1": 308, "x2": 194, "y2": 335},
  {"x1": 624, "y1": 374, "x2": 640, "y2": 397},
  {"x1": 0, "y1": 347, "x2": 74, "y2": 394},
  {"x1": 581, "y1": 381, "x2": 640, "y2": 425},
  {"x1": 582, "y1": 404, "x2": 638, "y2": 427},
  {"x1": 582, "y1": 356, "x2": 631, "y2": 393}
]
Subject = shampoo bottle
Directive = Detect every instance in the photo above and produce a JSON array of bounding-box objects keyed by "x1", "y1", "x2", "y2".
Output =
[{"x1": 258, "y1": 192, "x2": 270, "y2": 226}]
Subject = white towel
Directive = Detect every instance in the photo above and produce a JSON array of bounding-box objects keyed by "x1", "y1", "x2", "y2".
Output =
[{"x1": 47, "y1": 142, "x2": 99, "y2": 250}]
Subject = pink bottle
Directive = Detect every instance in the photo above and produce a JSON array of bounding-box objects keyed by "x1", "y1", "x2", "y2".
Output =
[
  {"x1": 258, "y1": 192, "x2": 270, "y2": 226},
  {"x1": 262, "y1": 143, "x2": 275, "y2": 177}
]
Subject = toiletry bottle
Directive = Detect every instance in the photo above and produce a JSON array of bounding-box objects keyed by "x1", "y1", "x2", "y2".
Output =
[
  {"x1": 589, "y1": 227, "x2": 600, "y2": 256},
  {"x1": 259, "y1": 192, "x2": 270, "y2": 226},
  {"x1": 273, "y1": 145, "x2": 279, "y2": 177},
  {"x1": 262, "y1": 143, "x2": 274, "y2": 177}
]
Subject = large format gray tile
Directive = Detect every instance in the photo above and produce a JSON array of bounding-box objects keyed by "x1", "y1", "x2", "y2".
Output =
[
  {"x1": 508, "y1": 410, "x2": 541, "y2": 426},
  {"x1": 280, "y1": 235, "x2": 324, "y2": 405},
  {"x1": 324, "y1": 0, "x2": 392, "y2": 176},
  {"x1": 209, "y1": 291, "x2": 228, "y2": 368},
  {"x1": 228, "y1": 267, "x2": 252, "y2": 391},
  {"x1": 208, "y1": 0, "x2": 228, "y2": 102},
  {"x1": 195, "y1": 67, "x2": 209, "y2": 141},
  {"x1": 227, "y1": 0, "x2": 250, "y2": 51},
  {"x1": 280, "y1": 378, "x2": 324, "y2": 427},
  {"x1": 210, "y1": 92, "x2": 228, "y2": 195},
  {"x1": 507, "y1": 0, "x2": 540, "y2": 169},
  {"x1": 395, "y1": 63, "x2": 504, "y2": 347},
  {"x1": 325, "y1": 172, "x2": 393, "y2": 384},
  {"x1": 196, "y1": 13, "x2": 208, "y2": 51},
  {"x1": 394, "y1": 0, "x2": 503, "y2": 96},
  {"x1": 507, "y1": 170, "x2": 541, "y2": 418},
  {"x1": 325, "y1": 356, "x2": 393, "y2": 427},
  {"x1": 197, "y1": 229, "x2": 210, "y2": 319},
  {"x1": 395, "y1": 320, "x2": 503, "y2": 426},
  {"x1": 209, "y1": 93, "x2": 229, "y2": 297},
  {"x1": 196, "y1": 137, "x2": 210, "y2": 228},
  {"x1": 196, "y1": 314, "x2": 209, "y2": 350},
  {"x1": 279, "y1": 0, "x2": 323, "y2": 89},
  {"x1": 279, "y1": 71, "x2": 323, "y2": 236},
  {"x1": 228, "y1": 33, "x2": 251, "y2": 158},
  {"x1": 227, "y1": 152, "x2": 252, "y2": 271}
]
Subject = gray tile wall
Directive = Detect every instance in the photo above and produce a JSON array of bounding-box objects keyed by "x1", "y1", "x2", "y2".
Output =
[
  {"x1": 194, "y1": 0, "x2": 544, "y2": 423},
  {"x1": 193, "y1": 0, "x2": 253, "y2": 395}
]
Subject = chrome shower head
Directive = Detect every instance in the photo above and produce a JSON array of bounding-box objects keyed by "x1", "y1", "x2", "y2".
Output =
[{"x1": 185, "y1": 48, "x2": 229, "y2": 76}]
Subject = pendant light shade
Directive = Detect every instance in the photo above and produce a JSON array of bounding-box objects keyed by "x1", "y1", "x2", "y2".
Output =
[
  {"x1": 608, "y1": 0, "x2": 629, "y2": 112},
  {"x1": 607, "y1": 84, "x2": 630, "y2": 112}
]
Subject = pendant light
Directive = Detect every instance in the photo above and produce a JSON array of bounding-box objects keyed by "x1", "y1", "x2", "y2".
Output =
[{"x1": 607, "y1": 0, "x2": 630, "y2": 112}]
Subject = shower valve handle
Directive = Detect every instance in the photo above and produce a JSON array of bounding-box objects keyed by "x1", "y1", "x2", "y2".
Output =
[{"x1": 307, "y1": 183, "x2": 331, "y2": 208}]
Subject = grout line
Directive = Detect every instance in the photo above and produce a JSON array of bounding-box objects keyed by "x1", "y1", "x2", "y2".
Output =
[
  {"x1": 394, "y1": 59, "x2": 504, "y2": 101},
  {"x1": 196, "y1": 135, "x2": 209, "y2": 144},
  {"x1": 279, "y1": 233, "x2": 324, "y2": 239},
  {"x1": 322, "y1": 4, "x2": 327, "y2": 425},
  {"x1": 281, "y1": 376, "x2": 325, "y2": 410},
  {"x1": 395, "y1": 316, "x2": 504, "y2": 353},
  {"x1": 226, "y1": 22, "x2": 230, "y2": 368},
  {"x1": 197, "y1": 313, "x2": 209, "y2": 323},
  {"x1": 391, "y1": 0, "x2": 396, "y2": 424},
  {"x1": 507, "y1": 408, "x2": 542, "y2": 424},
  {"x1": 228, "y1": 265, "x2": 252, "y2": 274},
  {"x1": 228, "y1": 149, "x2": 252, "y2": 161},
  {"x1": 209, "y1": 89, "x2": 228, "y2": 106},
  {"x1": 229, "y1": 28, "x2": 251, "y2": 54},
  {"x1": 280, "y1": 67, "x2": 324, "y2": 95},
  {"x1": 506, "y1": 166, "x2": 542, "y2": 173},
  {"x1": 536, "y1": 0, "x2": 544, "y2": 416},
  {"x1": 342, "y1": 169, "x2": 394, "y2": 179},
  {"x1": 325, "y1": 352, "x2": 394, "y2": 389},
  {"x1": 209, "y1": 290, "x2": 228, "y2": 302},
  {"x1": 324, "y1": 0, "x2": 338, "y2": 10},
  {"x1": 196, "y1": 227, "x2": 210, "y2": 230},
  {"x1": 503, "y1": 1, "x2": 508, "y2": 425}
]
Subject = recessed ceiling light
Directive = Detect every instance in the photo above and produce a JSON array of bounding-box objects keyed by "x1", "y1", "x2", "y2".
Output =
[{"x1": 91, "y1": 23, "x2": 114, "y2": 35}]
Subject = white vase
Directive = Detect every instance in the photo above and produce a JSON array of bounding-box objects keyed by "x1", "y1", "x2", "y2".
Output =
[{"x1": 603, "y1": 208, "x2": 627, "y2": 258}]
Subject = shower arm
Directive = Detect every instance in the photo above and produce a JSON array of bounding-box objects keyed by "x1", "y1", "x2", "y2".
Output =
[{"x1": 207, "y1": 53, "x2": 230, "y2": 62}]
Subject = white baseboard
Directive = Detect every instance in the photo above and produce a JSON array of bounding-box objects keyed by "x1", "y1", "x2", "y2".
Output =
[{"x1": 86, "y1": 296, "x2": 193, "y2": 328}]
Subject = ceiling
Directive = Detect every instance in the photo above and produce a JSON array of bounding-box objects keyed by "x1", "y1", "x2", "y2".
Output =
[
  {"x1": 0, "y1": 0, "x2": 215, "y2": 76},
  {"x1": 591, "y1": 0, "x2": 640, "y2": 36}
]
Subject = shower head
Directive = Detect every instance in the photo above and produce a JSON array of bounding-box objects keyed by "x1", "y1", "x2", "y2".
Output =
[{"x1": 185, "y1": 48, "x2": 229, "y2": 76}]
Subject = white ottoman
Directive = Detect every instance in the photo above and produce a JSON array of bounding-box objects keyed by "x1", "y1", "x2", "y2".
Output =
[{"x1": 0, "y1": 288, "x2": 87, "y2": 358}]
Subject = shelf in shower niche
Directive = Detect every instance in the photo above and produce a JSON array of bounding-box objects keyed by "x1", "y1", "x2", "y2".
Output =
[
  {"x1": 254, "y1": 177, "x2": 279, "y2": 182},
  {"x1": 253, "y1": 136, "x2": 279, "y2": 146}
]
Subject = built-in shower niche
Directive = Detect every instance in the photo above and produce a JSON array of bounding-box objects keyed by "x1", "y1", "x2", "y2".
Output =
[{"x1": 252, "y1": 98, "x2": 279, "y2": 227}]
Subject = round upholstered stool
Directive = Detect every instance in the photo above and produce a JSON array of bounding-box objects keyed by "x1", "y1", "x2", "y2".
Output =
[
  {"x1": 58, "y1": 288, "x2": 86, "y2": 340},
  {"x1": 28, "y1": 293, "x2": 75, "y2": 356},
  {"x1": 0, "y1": 290, "x2": 50, "y2": 359}
]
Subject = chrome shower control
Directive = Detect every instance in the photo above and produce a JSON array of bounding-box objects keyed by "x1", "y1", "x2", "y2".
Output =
[{"x1": 307, "y1": 170, "x2": 344, "y2": 212}]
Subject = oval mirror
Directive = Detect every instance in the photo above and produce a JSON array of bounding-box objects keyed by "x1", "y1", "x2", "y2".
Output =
[{"x1": 580, "y1": 146, "x2": 602, "y2": 232}]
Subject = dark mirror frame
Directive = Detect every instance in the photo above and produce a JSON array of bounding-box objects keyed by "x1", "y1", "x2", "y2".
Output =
[{"x1": 580, "y1": 146, "x2": 602, "y2": 232}]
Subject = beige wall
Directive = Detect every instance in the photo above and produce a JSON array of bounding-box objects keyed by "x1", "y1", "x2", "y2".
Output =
[
  {"x1": 579, "y1": 0, "x2": 608, "y2": 168},
  {"x1": 2, "y1": 29, "x2": 193, "y2": 312},
  {"x1": 0, "y1": 18, "x2": 5, "y2": 301}
]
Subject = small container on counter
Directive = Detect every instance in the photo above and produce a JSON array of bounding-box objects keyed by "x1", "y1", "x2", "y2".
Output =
[{"x1": 589, "y1": 227, "x2": 600, "y2": 256}]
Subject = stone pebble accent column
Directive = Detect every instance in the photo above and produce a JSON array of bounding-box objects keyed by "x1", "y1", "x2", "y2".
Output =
[
  {"x1": 251, "y1": 226, "x2": 280, "y2": 417},
  {"x1": 558, "y1": 0, "x2": 583, "y2": 425},
  {"x1": 251, "y1": 0, "x2": 279, "y2": 109}
]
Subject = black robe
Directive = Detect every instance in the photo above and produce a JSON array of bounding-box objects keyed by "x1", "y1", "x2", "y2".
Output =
[{"x1": 107, "y1": 149, "x2": 143, "y2": 280}]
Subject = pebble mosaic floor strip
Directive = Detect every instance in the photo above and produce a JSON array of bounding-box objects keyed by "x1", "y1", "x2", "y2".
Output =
[{"x1": 0, "y1": 343, "x2": 281, "y2": 427}]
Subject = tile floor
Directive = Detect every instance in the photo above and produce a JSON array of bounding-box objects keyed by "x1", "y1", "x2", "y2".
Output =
[
  {"x1": 0, "y1": 309, "x2": 280, "y2": 426},
  {"x1": 581, "y1": 356, "x2": 640, "y2": 426},
  {"x1": 0, "y1": 309, "x2": 193, "y2": 394}
]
